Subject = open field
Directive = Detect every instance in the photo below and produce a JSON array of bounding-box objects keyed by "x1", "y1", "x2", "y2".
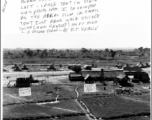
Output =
[
  {"x1": 107, "y1": 116, "x2": 150, "y2": 120},
  {"x1": 3, "y1": 84, "x2": 79, "y2": 105},
  {"x1": 3, "y1": 81, "x2": 150, "y2": 120},
  {"x1": 3, "y1": 100, "x2": 85, "y2": 118},
  {"x1": 79, "y1": 94, "x2": 150, "y2": 119},
  {"x1": 3, "y1": 83, "x2": 88, "y2": 120},
  {"x1": 3, "y1": 57, "x2": 151, "y2": 120},
  {"x1": 3, "y1": 57, "x2": 150, "y2": 68},
  {"x1": 3, "y1": 73, "x2": 151, "y2": 119}
]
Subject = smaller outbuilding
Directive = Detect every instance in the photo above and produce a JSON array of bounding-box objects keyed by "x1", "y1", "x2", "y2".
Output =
[
  {"x1": 16, "y1": 77, "x2": 31, "y2": 87},
  {"x1": 123, "y1": 66, "x2": 150, "y2": 83},
  {"x1": 69, "y1": 73, "x2": 84, "y2": 81}
]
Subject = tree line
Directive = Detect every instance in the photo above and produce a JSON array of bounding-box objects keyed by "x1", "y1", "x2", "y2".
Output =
[{"x1": 3, "y1": 47, "x2": 150, "y2": 59}]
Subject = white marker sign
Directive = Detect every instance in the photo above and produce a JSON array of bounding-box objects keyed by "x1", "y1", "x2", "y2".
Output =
[
  {"x1": 19, "y1": 87, "x2": 31, "y2": 96},
  {"x1": 84, "y1": 84, "x2": 96, "y2": 93}
]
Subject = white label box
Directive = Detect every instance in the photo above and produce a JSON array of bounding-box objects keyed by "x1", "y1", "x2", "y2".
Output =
[
  {"x1": 84, "y1": 84, "x2": 96, "y2": 93},
  {"x1": 19, "y1": 87, "x2": 31, "y2": 96}
]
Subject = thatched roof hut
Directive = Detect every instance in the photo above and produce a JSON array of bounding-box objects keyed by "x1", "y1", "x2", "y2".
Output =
[{"x1": 83, "y1": 65, "x2": 92, "y2": 70}]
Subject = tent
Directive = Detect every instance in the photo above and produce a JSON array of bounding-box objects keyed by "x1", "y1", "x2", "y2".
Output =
[
  {"x1": 115, "y1": 63, "x2": 123, "y2": 69},
  {"x1": 145, "y1": 62, "x2": 150, "y2": 67},
  {"x1": 47, "y1": 64, "x2": 56, "y2": 71},
  {"x1": 83, "y1": 65, "x2": 92, "y2": 70},
  {"x1": 136, "y1": 62, "x2": 145, "y2": 68},
  {"x1": 13, "y1": 65, "x2": 22, "y2": 71},
  {"x1": 123, "y1": 64, "x2": 129, "y2": 67},
  {"x1": 22, "y1": 65, "x2": 29, "y2": 70}
]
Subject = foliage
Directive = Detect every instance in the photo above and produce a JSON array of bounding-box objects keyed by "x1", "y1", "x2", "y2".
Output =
[{"x1": 3, "y1": 47, "x2": 150, "y2": 59}]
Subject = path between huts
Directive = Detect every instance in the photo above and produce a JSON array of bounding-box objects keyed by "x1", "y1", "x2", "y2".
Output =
[{"x1": 74, "y1": 87, "x2": 102, "y2": 120}]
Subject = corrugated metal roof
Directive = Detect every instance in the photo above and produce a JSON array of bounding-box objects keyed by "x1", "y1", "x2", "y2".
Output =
[
  {"x1": 104, "y1": 71, "x2": 125, "y2": 78},
  {"x1": 81, "y1": 70, "x2": 124, "y2": 78},
  {"x1": 81, "y1": 71, "x2": 101, "y2": 77},
  {"x1": 70, "y1": 73, "x2": 82, "y2": 77}
]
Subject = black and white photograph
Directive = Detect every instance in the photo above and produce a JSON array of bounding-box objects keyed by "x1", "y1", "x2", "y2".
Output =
[{"x1": 1, "y1": 0, "x2": 151, "y2": 120}]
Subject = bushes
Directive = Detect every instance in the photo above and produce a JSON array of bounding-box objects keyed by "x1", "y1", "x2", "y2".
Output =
[{"x1": 4, "y1": 48, "x2": 150, "y2": 60}]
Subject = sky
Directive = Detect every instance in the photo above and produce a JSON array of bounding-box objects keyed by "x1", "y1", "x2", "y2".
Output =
[{"x1": 1, "y1": 0, "x2": 151, "y2": 49}]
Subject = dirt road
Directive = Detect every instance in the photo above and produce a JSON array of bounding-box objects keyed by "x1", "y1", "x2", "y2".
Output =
[
  {"x1": 3, "y1": 71, "x2": 72, "y2": 78},
  {"x1": 74, "y1": 87, "x2": 101, "y2": 120}
]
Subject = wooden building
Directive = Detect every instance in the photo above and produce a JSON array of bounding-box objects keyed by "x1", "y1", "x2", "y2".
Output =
[
  {"x1": 123, "y1": 66, "x2": 150, "y2": 83},
  {"x1": 69, "y1": 68, "x2": 124, "y2": 82}
]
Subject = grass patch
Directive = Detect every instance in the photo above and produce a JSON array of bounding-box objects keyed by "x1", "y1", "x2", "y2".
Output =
[
  {"x1": 79, "y1": 95, "x2": 150, "y2": 119},
  {"x1": 3, "y1": 84, "x2": 78, "y2": 105},
  {"x1": 3, "y1": 100, "x2": 84, "y2": 119},
  {"x1": 4, "y1": 57, "x2": 150, "y2": 67},
  {"x1": 106, "y1": 116, "x2": 150, "y2": 120}
]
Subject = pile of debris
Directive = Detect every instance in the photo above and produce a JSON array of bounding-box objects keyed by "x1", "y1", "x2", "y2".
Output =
[
  {"x1": 115, "y1": 88, "x2": 142, "y2": 95},
  {"x1": 115, "y1": 88, "x2": 132, "y2": 95}
]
